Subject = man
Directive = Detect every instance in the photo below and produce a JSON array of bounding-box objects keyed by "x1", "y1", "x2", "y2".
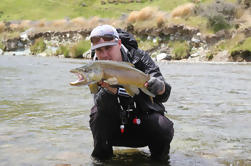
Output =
[{"x1": 89, "y1": 24, "x2": 174, "y2": 160}]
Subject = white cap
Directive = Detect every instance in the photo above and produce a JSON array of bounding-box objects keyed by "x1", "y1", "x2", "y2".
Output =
[{"x1": 90, "y1": 25, "x2": 119, "y2": 50}]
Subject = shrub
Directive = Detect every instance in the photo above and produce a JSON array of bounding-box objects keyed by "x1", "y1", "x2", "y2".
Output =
[
  {"x1": 171, "y1": 3, "x2": 195, "y2": 18},
  {"x1": 69, "y1": 40, "x2": 90, "y2": 58},
  {"x1": 0, "y1": 22, "x2": 5, "y2": 33},
  {"x1": 30, "y1": 38, "x2": 46, "y2": 55},
  {"x1": 207, "y1": 14, "x2": 231, "y2": 32},
  {"x1": 0, "y1": 41, "x2": 5, "y2": 50},
  {"x1": 195, "y1": 0, "x2": 236, "y2": 32},
  {"x1": 169, "y1": 41, "x2": 190, "y2": 60},
  {"x1": 232, "y1": 37, "x2": 251, "y2": 52},
  {"x1": 56, "y1": 45, "x2": 70, "y2": 58}
]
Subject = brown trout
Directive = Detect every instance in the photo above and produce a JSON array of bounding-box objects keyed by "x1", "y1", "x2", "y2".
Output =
[{"x1": 70, "y1": 60, "x2": 155, "y2": 97}]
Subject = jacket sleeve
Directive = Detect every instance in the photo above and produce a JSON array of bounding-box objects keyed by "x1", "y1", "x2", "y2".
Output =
[
  {"x1": 94, "y1": 86, "x2": 116, "y2": 107},
  {"x1": 134, "y1": 49, "x2": 171, "y2": 103}
]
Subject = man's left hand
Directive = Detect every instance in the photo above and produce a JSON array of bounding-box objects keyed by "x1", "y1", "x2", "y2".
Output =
[
  {"x1": 145, "y1": 77, "x2": 165, "y2": 95},
  {"x1": 98, "y1": 81, "x2": 118, "y2": 94}
]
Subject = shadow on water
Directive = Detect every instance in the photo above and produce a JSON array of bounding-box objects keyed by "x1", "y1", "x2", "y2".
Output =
[{"x1": 91, "y1": 149, "x2": 171, "y2": 166}]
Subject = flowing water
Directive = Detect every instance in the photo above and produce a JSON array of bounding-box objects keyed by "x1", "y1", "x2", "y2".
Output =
[{"x1": 0, "y1": 54, "x2": 251, "y2": 166}]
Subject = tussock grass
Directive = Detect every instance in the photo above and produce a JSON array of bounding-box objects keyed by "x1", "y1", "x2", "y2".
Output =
[
  {"x1": 69, "y1": 40, "x2": 90, "y2": 58},
  {"x1": 127, "y1": 7, "x2": 167, "y2": 24},
  {"x1": 169, "y1": 41, "x2": 190, "y2": 60},
  {"x1": 56, "y1": 45, "x2": 70, "y2": 58},
  {"x1": 171, "y1": 3, "x2": 195, "y2": 18},
  {"x1": 127, "y1": 7, "x2": 157, "y2": 23},
  {"x1": 0, "y1": 22, "x2": 5, "y2": 33},
  {"x1": 30, "y1": 38, "x2": 46, "y2": 55},
  {"x1": 232, "y1": 37, "x2": 251, "y2": 52},
  {"x1": 0, "y1": 41, "x2": 5, "y2": 50},
  {"x1": 127, "y1": 7, "x2": 168, "y2": 31}
]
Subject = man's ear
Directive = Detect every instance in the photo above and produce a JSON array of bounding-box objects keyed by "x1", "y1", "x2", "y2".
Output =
[{"x1": 118, "y1": 39, "x2": 122, "y2": 48}]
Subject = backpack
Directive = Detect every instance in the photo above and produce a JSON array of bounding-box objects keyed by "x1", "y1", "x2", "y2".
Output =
[
  {"x1": 91, "y1": 29, "x2": 138, "y2": 58},
  {"x1": 116, "y1": 28, "x2": 138, "y2": 51}
]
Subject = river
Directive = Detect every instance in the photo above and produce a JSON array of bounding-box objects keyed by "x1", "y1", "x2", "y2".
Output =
[{"x1": 0, "y1": 54, "x2": 251, "y2": 166}]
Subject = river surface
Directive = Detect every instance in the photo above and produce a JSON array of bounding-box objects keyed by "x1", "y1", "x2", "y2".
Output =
[{"x1": 0, "y1": 54, "x2": 251, "y2": 166}]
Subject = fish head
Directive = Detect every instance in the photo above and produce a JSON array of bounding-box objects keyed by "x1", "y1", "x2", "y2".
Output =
[{"x1": 69, "y1": 63, "x2": 94, "y2": 86}]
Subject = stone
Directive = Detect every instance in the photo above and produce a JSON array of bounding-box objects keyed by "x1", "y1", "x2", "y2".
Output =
[{"x1": 156, "y1": 53, "x2": 171, "y2": 61}]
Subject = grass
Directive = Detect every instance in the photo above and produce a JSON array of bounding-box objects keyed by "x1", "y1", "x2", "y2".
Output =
[
  {"x1": 0, "y1": 41, "x2": 4, "y2": 50},
  {"x1": 55, "y1": 40, "x2": 90, "y2": 58},
  {"x1": 0, "y1": 0, "x2": 214, "y2": 21},
  {"x1": 30, "y1": 38, "x2": 46, "y2": 55},
  {"x1": 137, "y1": 36, "x2": 160, "y2": 51},
  {"x1": 69, "y1": 40, "x2": 90, "y2": 58},
  {"x1": 170, "y1": 16, "x2": 211, "y2": 34},
  {"x1": 55, "y1": 45, "x2": 70, "y2": 58},
  {"x1": 232, "y1": 37, "x2": 251, "y2": 52},
  {"x1": 169, "y1": 40, "x2": 190, "y2": 60}
]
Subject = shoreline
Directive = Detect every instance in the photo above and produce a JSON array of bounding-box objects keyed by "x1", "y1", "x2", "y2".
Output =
[{"x1": 2, "y1": 50, "x2": 251, "y2": 65}]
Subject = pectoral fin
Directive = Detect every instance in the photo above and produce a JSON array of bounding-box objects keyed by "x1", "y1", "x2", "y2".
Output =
[
  {"x1": 88, "y1": 83, "x2": 99, "y2": 94},
  {"x1": 123, "y1": 85, "x2": 140, "y2": 97},
  {"x1": 140, "y1": 88, "x2": 155, "y2": 97},
  {"x1": 104, "y1": 77, "x2": 118, "y2": 85}
]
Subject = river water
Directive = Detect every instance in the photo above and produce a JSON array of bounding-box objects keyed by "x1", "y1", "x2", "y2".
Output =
[{"x1": 0, "y1": 54, "x2": 251, "y2": 166}]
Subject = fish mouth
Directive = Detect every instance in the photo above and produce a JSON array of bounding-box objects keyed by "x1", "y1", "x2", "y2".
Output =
[{"x1": 70, "y1": 73, "x2": 87, "y2": 86}]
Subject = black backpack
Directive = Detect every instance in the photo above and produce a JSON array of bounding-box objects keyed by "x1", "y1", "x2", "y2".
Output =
[
  {"x1": 116, "y1": 28, "x2": 138, "y2": 51},
  {"x1": 91, "y1": 29, "x2": 138, "y2": 58}
]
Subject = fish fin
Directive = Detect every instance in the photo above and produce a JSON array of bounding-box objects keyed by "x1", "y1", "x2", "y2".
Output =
[
  {"x1": 124, "y1": 85, "x2": 140, "y2": 97},
  {"x1": 104, "y1": 77, "x2": 118, "y2": 85},
  {"x1": 88, "y1": 83, "x2": 99, "y2": 94},
  {"x1": 140, "y1": 88, "x2": 155, "y2": 97}
]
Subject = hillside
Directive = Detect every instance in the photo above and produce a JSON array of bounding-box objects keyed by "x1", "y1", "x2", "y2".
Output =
[{"x1": 0, "y1": 0, "x2": 235, "y2": 21}]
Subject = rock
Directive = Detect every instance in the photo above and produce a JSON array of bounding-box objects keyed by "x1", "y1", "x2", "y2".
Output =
[
  {"x1": 37, "y1": 52, "x2": 47, "y2": 57},
  {"x1": 101, "y1": 0, "x2": 106, "y2": 5},
  {"x1": 81, "y1": 3, "x2": 87, "y2": 7},
  {"x1": 82, "y1": 49, "x2": 92, "y2": 59},
  {"x1": 230, "y1": 50, "x2": 251, "y2": 62},
  {"x1": 156, "y1": 53, "x2": 171, "y2": 61},
  {"x1": 4, "y1": 37, "x2": 25, "y2": 51},
  {"x1": 213, "y1": 50, "x2": 229, "y2": 62}
]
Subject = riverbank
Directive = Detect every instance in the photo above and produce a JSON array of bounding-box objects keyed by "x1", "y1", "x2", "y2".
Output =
[{"x1": 1, "y1": 0, "x2": 251, "y2": 62}]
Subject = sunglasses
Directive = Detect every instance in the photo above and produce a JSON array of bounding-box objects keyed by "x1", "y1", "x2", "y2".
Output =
[{"x1": 91, "y1": 35, "x2": 118, "y2": 45}]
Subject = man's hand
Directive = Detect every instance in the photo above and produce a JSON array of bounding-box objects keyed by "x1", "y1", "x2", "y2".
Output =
[
  {"x1": 98, "y1": 81, "x2": 117, "y2": 94},
  {"x1": 145, "y1": 77, "x2": 165, "y2": 95}
]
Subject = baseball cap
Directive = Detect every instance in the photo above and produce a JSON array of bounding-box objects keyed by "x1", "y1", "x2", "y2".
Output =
[{"x1": 90, "y1": 25, "x2": 119, "y2": 50}]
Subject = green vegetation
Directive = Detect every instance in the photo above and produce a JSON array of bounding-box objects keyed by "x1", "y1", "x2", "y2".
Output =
[
  {"x1": 69, "y1": 40, "x2": 90, "y2": 58},
  {"x1": 0, "y1": 0, "x2": 186, "y2": 21},
  {"x1": 169, "y1": 41, "x2": 190, "y2": 60},
  {"x1": 214, "y1": 34, "x2": 245, "y2": 52},
  {"x1": 207, "y1": 14, "x2": 231, "y2": 32},
  {"x1": 137, "y1": 36, "x2": 160, "y2": 51},
  {"x1": 0, "y1": 0, "x2": 235, "y2": 21},
  {"x1": 232, "y1": 37, "x2": 251, "y2": 52},
  {"x1": 56, "y1": 45, "x2": 70, "y2": 58},
  {"x1": 56, "y1": 40, "x2": 90, "y2": 58},
  {"x1": 0, "y1": 41, "x2": 4, "y2": 50},
  {"x1": 30, "y1": 38, "x2": 46, "y2": 55},
  {"x1": 196, "y1": 0, "x2": 237, "y2": 32}
]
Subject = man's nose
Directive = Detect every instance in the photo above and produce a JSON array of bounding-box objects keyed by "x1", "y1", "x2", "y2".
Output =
[{"x1": 98, "y1": 49, "x2": 109, "y2": 60}]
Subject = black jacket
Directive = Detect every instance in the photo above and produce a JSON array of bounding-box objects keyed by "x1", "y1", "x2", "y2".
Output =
[{"x1": 94, "y1": 47, "x2": 171, "y2": 114}]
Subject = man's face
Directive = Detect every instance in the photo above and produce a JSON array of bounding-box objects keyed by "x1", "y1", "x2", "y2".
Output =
[{"x1": 93, "y1": 38, "x2": 122, "y2": 61}]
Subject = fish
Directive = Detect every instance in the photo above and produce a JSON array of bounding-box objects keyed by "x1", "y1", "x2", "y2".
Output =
[{"x1": 69, "y1": 60, "x2": 155, "y2": 97}]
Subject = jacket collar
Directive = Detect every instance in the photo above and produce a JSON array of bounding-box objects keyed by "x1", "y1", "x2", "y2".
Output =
[{"x1": 120, "y1": 45, "x2": 140, "y2": 65}]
